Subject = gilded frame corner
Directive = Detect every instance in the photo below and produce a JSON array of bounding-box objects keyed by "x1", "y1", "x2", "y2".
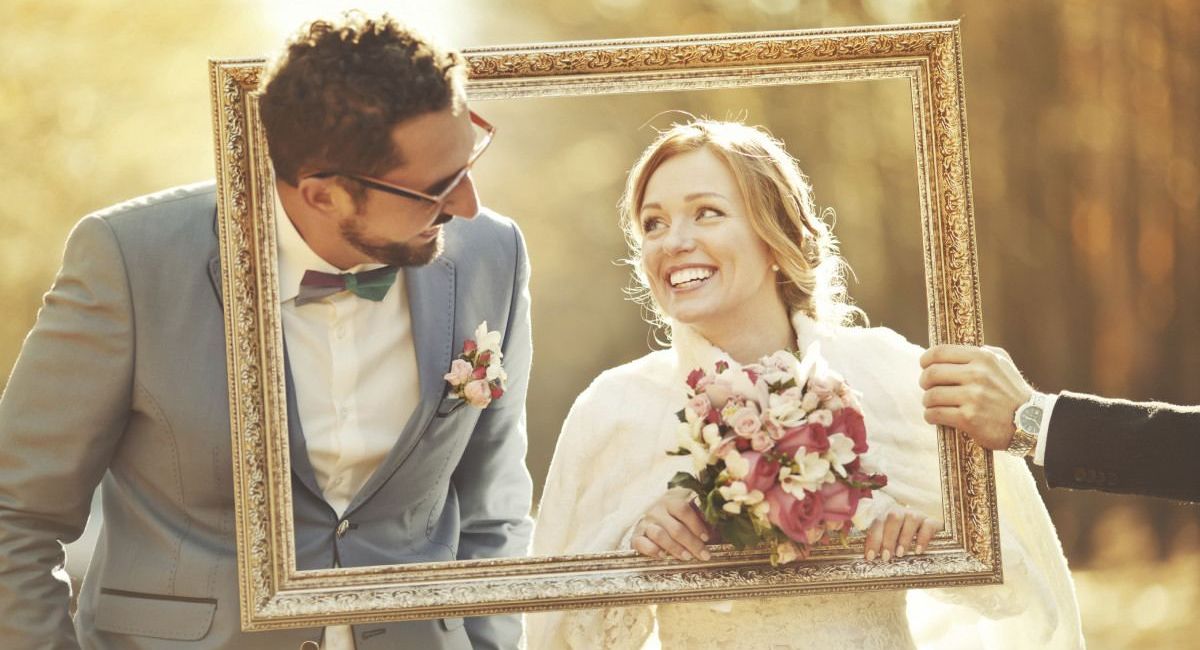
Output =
[{"x1": 210, "y1": 19, "x2": 997, "y2": 632}]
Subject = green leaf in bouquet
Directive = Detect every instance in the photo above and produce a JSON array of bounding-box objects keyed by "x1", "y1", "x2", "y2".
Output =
[
  {"x1": 767, "y1": 377, "x2": 798, "y2": 392},
  {"x1": 675, "y1": 408, "x2": 687, "y2": 423},
  {"x1": 666, "y1": 447, "x2": 692, "y2": 457},
  {"x1": 698, "y1": 463, "x2": 724, "y2": 489},
  {"x1": 668, "y1": 472, "x2": 704, "y2": 495},
  {"x1": 717, "y1": 514, "x2": 762, "y2": 550},
  {"x1": 702, "y1": 489, "x2": 725, "y2": 525}
]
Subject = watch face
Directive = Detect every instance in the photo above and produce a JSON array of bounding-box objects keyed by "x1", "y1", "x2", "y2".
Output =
[{"x1": 1019, "y1": 406, "x2": 1044, "y2": 434}]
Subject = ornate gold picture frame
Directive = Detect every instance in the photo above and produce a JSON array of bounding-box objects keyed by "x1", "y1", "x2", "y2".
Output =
[{"x1": 210, "y1": 20, "x2": 997, "y2": 632}]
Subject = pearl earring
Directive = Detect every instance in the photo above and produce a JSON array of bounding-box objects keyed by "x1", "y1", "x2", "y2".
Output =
[{"x1": 771, "y1": 263, "x2": 781, "y2": 272}]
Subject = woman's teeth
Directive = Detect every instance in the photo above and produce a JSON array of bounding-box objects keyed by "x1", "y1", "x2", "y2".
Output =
[{"x1": 669, "y1": 267, "x2": 714, "y2": 288}]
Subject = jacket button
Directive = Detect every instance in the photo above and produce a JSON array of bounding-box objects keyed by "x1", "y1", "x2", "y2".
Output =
[
  {"x1": 1073, "y1": 468, "x2": 1087, "y2": 482},
  {"x1": 300, "y1": 642, "x2": 319, "y2": 650},
  {"x1": 337, "y1": 519, "x2": 351, "y2": 538}
]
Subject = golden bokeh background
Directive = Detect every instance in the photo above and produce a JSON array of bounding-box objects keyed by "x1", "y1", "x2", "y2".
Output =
[{"x1": 1, "y1": 1, "x2": 1196, "y2": 647}]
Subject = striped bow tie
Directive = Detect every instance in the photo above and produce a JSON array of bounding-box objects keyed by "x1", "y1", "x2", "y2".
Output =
[{"x1": 295, "y1": 266, "x2": 398, "y2": 306}]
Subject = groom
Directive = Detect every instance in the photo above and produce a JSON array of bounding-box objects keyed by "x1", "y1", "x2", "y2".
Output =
[{"x1": 0, "y1": 14, "x2": 533, "y2": 650}]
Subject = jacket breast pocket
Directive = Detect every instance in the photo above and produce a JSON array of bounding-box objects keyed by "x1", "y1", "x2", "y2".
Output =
[{"x1": 94, "y1": 588, "x2": 217, "y2": 640}]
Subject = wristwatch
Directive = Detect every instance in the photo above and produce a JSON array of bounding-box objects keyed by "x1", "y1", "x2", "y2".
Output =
[{"x1": 1008, "y1": 391, "x2": 1047, "y2": 458}]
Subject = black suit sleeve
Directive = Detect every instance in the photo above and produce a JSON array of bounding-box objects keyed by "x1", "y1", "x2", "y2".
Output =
[{"x1": 1043, "y1": 391, "x2": 1199, "y2": 502}]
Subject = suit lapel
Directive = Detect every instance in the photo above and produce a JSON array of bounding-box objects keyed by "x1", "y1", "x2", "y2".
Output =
[
  {"x1": 283, "y1": 341, "x2": 325, "y2": 499},
  {"x1": 209, "y1": 229, "x2": 325, "y2": 500},
  {"x1": 207, "y1": 209, "x2": 223, "y2": 305},
  {"x1": 207, "y1": 255, "x2": 223, "y2": 306},
  {"x1": 344, "y1": 256, "x2": 457, "y2": 515}
]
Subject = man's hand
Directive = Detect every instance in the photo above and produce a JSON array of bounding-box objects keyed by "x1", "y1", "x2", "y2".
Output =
[
  {"x1": 919, "y1": 344, "x2": 1033, "y2": 450},
  {"x1": 632, "y1": 488, "x2": 713, "y2": 561}
]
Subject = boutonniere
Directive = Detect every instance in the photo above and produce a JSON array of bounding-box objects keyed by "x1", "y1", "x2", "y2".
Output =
[{"x1": 443, "y1": 321, "x2": 507, "y2": 409}]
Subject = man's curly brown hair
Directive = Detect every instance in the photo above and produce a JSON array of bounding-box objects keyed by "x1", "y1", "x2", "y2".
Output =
[{"x1": 257, "y1": 13, "x2": 466, "y2": 191}]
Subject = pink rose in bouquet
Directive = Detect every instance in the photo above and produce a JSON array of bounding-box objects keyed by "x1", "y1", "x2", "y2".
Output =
[
  {"x1": 686, "y1": 394, "x2": 712, "y2": 420},
  {"x1": 730, "y1": 451, "x2": 780, "y2": 493},
  {"x1": 463, "y1": 379, "x2": 492, "y2": 408},
  {"x1": 444, "y1": 358, "x2": 474, "y2": 387},
  {"x1": 775, "y1": 422, "x2": 830, "y2": 457},
  {"x1": 817, "y1": 480, "x2": 865, "y2": 525},
  {"x1": 827, "y1": 408, "x2": 869, "y2": 454},
  {"x1": 729, "y1": 406, "x2": 762, "y2": 438},
  {"x1": 766, "y1": 485, "x2": 824, "y2": 542}
]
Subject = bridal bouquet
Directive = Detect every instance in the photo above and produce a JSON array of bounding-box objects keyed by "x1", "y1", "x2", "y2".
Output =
[{"x1": 668, "y1": 344, "x2": 887, "y2": 564}]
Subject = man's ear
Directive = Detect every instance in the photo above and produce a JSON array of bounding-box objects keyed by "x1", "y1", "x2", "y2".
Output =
[{"x1": 298, "y1": 177, "x2": 357, "y2": 219}]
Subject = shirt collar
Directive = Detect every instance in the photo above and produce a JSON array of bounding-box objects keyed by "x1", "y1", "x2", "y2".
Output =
[{"x1": 274, "y1": 188, "x2": 387, "y2": 303}]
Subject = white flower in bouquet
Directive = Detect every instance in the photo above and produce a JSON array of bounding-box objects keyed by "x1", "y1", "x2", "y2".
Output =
[
  {"x1": 780, "y1": 452, "x2": 833, "y2": 496},
  {"x1": 808, "y1": 408, "x2": 834, "y2": 427},
  {"x1": 825, "y1": 433, "x2": 857, "y2": 477},
  {"x1": 717, "y1": 480, "x2": 765, "y2": 514},
  {"x1": 767, "y1": 391, "x2": 807, "y2": 428},
  {"x1": 701, "y1": 422, "x2": 723, "y2": 450},
  {"x1": 675, "y1": 421, "x2": 710, "y2": 472},
  {"x1": 473, "y1": 320, "x2": 503, "y2": 356},
  {"x1": 724, "y1": 449, "x2": 750, "y2": 480}
]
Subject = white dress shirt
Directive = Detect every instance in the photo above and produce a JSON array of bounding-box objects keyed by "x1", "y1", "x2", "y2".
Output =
[
  {"x1": 275, "y1": 194, "x2": 421, "y2": 649},
  {"x1": 1032, "y1": 393, "x2": 1061, "y2": 466}
]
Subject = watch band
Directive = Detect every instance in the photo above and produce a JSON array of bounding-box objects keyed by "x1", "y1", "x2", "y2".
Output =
[
  {"x1": 1007, "y1": 391, "x2": 1046, "y2": 458},
  {"x1": 1006, "y1": 426, "x2": 1038, "y2": 458}
]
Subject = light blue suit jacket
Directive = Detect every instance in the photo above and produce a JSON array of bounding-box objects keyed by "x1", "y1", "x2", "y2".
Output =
[{"x1": 0, "y1": 182, "x2": 534, "y2": 649}]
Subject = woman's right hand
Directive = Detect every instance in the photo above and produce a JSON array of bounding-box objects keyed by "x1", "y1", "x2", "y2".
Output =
[{"x1": 631, "y1": 488, "x2": 713, "y2": 561}]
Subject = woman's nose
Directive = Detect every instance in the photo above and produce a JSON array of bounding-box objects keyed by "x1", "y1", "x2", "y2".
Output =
[{"x1": 662, "y1": 221, "x2": 696, "y2": 255}]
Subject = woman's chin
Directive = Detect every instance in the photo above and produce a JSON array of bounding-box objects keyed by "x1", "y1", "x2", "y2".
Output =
[{"x1": 663, "y1": 305, "x2": 723, "y2": 331}]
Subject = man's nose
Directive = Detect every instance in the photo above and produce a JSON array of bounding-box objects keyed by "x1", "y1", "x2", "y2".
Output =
[{"x1": 440, "y1": 173, "x2": 480, "y2": 219}]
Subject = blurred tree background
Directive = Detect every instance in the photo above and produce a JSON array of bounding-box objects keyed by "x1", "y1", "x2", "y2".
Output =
[{"x1": 1, "y1": 0, "x2": 1196, "y2": 647}]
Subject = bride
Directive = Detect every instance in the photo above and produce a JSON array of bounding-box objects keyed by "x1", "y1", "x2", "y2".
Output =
[{"x1": 528, "y1": 119, "x2": 1082, "y2": 649}]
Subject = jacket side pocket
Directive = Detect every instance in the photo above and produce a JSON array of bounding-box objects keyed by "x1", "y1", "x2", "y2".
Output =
[{"x1": 95, "y1": 588, "x2": 217, "y2": 640}]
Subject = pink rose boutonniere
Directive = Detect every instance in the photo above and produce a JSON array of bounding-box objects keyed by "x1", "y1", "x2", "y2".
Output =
[
  {"x1": 668, "y1": 342, "x2": 887, "y2": 565},
  {"x1": 444, "y1": 321, "x2": 507, "y2": 409}
]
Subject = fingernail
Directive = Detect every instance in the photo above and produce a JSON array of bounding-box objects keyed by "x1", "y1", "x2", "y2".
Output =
[
  {"x1": 700, "y1": 533, "x2": 709, "y2": 542},
  {"x1": 681, "y1": 552, "x2": 693, "y2": 561},
  {"x1": 866, "y1": 549, "x2": 876, "y2": 561},
  {"x1": 701, "y1": 550, "x2": 711, "y2": 561},
  {"x1": 896, "y1": 545, "x2": 905, "y2": 558},
  {"x1": 915, "y1": 545, "x2": 924, "y2": 555},
  {"x1": 882, "y1": 549, "x2": 891, "y2": 562}
]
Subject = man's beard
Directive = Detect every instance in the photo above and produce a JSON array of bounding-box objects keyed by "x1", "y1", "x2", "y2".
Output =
[{"x1": 339, "y1": 213, "x2": 450, "y2": 267}]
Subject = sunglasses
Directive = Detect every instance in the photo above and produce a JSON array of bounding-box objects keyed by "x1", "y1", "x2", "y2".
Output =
[{"x1": 304, "y1": 110, "x2": 495, "y2": 212}]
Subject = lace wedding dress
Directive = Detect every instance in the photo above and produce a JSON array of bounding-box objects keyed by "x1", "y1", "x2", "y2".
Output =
[{"x1": 527, "y1": 313, "x2": 1083, "y2": 649}]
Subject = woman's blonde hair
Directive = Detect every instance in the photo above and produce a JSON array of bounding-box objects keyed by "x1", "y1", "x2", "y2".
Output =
[{"x1": 619, "y1": 119, "x2": 860, "y2": 330}]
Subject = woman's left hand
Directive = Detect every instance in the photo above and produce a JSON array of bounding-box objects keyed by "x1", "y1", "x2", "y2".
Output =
[{"x1": 863, "y1": 505, "x2": 941, "y2": 561}]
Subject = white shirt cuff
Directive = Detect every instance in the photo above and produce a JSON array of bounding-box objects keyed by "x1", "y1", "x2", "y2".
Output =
[{"x1": 1032, "y1": 392, "x2": 1059, "y2": 466}]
